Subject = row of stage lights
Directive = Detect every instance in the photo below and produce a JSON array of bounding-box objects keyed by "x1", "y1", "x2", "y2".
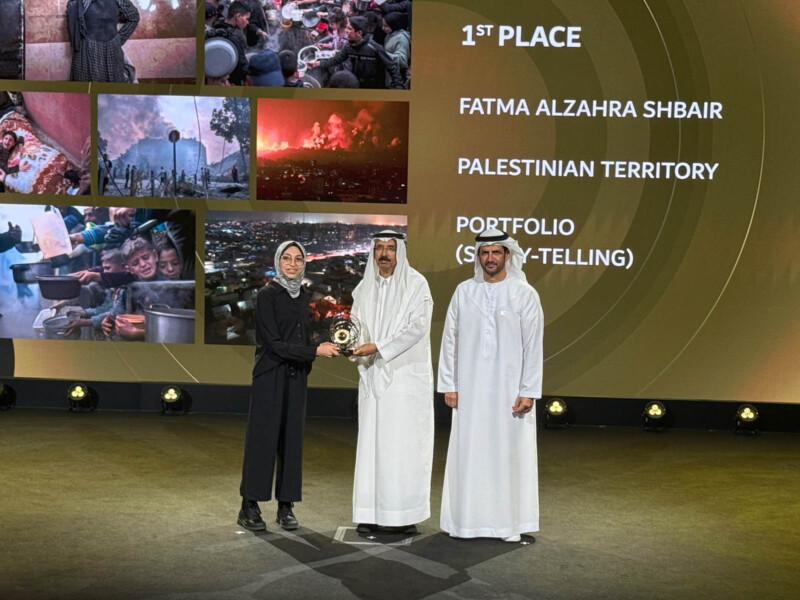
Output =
[
  {"x1": 544, "y1": 398, "x2": 762, "y2": 435},
  {"x1": 0, "y1": 384, "x2": 765, "y2": 433},
  {"x1": 0, "y1": 382, "x2": 190, "y2": 415}
]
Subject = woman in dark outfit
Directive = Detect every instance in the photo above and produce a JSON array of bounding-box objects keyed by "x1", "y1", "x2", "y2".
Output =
[
  {"x1": 238, "y1": 241, "x2": 339, "y2": 531},
  {"x1": 66, "y1": 0, "x2": 140, "y2": 82}
]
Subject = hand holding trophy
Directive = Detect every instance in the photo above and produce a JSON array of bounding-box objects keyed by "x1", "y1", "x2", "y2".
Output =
[{"x1": 329, "y1": 313, "x2": 361, "y2": 357}]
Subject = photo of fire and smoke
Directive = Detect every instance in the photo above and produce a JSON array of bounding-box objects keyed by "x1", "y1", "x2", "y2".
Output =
[
  {"x1": 0, "y1": 204, "x2": 196, "y2": 343},
  {"x1": 204, "y1": 210, "x2": 407, "y2": 345},
  {"x1": 256, "y1": 99, "x2": 408, "y2": 203},
  {"x1": 98, "y1": 94, "x2": 250, "y2": 199}
]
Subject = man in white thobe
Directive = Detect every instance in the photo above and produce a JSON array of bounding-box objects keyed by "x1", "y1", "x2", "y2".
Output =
[
  {"x1": 438, "y1": 228, "x2": 543, "y2": 542},
  {"x1": 350, "y1": 230, "x2": 434, "y2": 533}
]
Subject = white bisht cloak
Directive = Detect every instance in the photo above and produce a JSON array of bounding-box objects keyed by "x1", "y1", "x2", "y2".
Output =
[
  {"x1": 350, "y1": 235, "x2": 434, "y2": 526},
  {"x1": 437, "y1": 252, "x2": 543, "y2": 538}
]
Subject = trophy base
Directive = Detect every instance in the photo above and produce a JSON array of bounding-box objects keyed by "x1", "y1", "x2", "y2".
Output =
[{"x1": 339, "y1": 348, "x2": 354, "y2": 357}]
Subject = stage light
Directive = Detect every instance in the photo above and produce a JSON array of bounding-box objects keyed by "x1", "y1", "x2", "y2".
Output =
[
  {"x1": 0, "y1": 383, "x2": 16, "y2": 410},
  {"x1": 735, "y1": 404, "x2": 759, "y2": 435},
  {"x1": 67, "y1": 383, "x2": 97, "y2": 412},
  {"x1": 161, "y1": 385, "x2": 190, "y2": 415},
  {"x1": 642, "y1": 401, "x2": 668, "y2": 431},
  {"x1": 544, "y1": 397, "x2": 569, "y2": 428}
]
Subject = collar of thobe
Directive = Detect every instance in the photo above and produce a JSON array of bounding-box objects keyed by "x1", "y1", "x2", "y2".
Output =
[
  {"x1": 478, "y1": 277, "x2": 506, "y2": 315},
  {"x1": 483, "y1": 278, "x2": 508, "y2": 297},
  {"x1": 484, "y1": 278, "x2": 506, "y2": 288}
]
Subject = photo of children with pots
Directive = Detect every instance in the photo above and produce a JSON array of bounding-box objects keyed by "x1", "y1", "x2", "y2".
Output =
[{"x1": 0, "y1": 204, "x2": 196, "y2": 344}]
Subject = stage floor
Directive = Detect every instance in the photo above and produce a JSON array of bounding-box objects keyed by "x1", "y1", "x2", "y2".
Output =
[{"x1": 1, "y1": 409, "x2": 798, "y2": 599}]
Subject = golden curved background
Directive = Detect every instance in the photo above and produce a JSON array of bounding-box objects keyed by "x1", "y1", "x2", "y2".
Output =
[{"x1": 9, "y1": 0, "x2": 800, "y2": 403}]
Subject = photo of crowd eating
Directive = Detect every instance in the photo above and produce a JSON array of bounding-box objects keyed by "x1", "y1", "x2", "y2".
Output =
[
  {"x1": 98, "y1": 94, "x2": 250, "y2": 199},
  {"x1": 204, "y1": 210, "x2": 406, "y2": 345},
  {"x1": 257, "y1": 99, "x2": 408, "y2": 203},
  {"x1": 0, "y1": 91, "x2": 91, "y2": 195},
  {"x1": 0, "y1": 204, "x2": 196, "y2": 344},
  {"x1": 204, "y1": 0, "x2": 411, "y2": 88},
  {"x1": 0, "y1": 0, "x2": 196, "y2": 83}
]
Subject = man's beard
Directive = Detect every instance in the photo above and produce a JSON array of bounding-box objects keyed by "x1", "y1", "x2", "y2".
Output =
[{"x1": 482, "y1": 262, "x2": 502, "y2": 275}]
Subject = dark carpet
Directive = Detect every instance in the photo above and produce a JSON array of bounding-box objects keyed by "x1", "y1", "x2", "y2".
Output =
[{"x1": 1, "y1": 409, "x2": 798, "y2": 599}]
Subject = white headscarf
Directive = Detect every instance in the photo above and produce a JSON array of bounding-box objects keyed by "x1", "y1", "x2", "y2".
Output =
[
  {"x1": 352, "y1": 230, "x2": 409, "y2": 343},
  {"x1": 272, "y1": 240, "x2": 306, "y2": 298},
  {"x1": 472, "y1": 228, "x2": 528, "y2": 283}
]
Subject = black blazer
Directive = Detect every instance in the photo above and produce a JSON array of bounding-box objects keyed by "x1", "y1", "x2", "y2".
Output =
[{"x1": 252, "y1": 282, "x2": 318, "y2": 378}]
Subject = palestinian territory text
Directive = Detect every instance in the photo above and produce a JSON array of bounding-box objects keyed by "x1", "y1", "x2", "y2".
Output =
[{"x1": 457, "y1": 158, "x2": 719, "y2": 180}]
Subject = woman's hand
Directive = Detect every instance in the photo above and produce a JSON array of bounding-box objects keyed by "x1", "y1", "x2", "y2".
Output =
[{"x1": 316, "y1": 342, "x2": 340, "y2": 358}]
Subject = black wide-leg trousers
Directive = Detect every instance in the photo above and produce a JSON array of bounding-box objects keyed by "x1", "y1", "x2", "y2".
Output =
[{"x1": 239, "y1": 367, "x2": 307, "y2": 502}]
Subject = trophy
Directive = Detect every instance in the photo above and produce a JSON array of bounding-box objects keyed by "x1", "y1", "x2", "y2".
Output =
[{"x1": 329, "y1": 314, "x2": 361, "y2": 356}]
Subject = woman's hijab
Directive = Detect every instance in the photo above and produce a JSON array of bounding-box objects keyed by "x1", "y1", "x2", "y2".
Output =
[{"x1": 272, "y1": 240, "x2": 306, "y2": 298}]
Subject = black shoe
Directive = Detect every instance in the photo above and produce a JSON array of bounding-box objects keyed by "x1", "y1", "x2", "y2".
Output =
[
  {"x1": 237, "y1": 498, "x2": 266, "y2": 531},
  {"x1": 379, "y1": 524, "x2": 418, "y2": 535},
  {"x1": 276, "y1": 502, "x2": 299, "y2": 530},
  {"x1": 356, "y1": 523, "x2": 377, "y2": 534}
]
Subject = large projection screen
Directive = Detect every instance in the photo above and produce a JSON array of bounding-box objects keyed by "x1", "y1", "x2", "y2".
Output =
[{"x1": 4, "y1": 1, "x2": 799, "y2": 404}]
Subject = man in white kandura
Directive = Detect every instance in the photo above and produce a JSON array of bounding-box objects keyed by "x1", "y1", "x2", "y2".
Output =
[
  {"x1": 438, "y1": 228, "x2": 544, "y2": 542},
  {"x1": 349, "y1": 230, "x2": 434, "y2": 534}
]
